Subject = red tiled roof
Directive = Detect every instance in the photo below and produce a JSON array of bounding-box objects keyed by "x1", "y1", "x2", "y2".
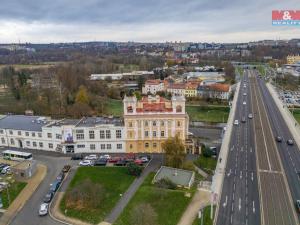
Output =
[
  {"x1": 136, "y1": 96, "x2": 173, "y2": 113},
  {"x1": 209, "y1": 83, "x2": 230, "y2": 92},
  {"x1": 167, "y1": 83, "x2": 186, "y2": 89},
  {"x1": 145, "y1": 79, "x2": 162, "y2": 85}
]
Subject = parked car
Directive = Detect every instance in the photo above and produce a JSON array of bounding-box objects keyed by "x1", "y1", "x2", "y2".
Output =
[
  {"x1": 1, "y1": 166, "x2": 10, "y2": 174},
  {"x1": 248, "y1": 113, "x2": 253, "y2": 119},
  {"x1": 296, "y1": 200, "x2": 300, "y2": 213},
  {"x1": 85, "y1": 154, "x2": 97, "y2": 160},
  {"x1": 79, "y1": 160, "x2": 93, "y2": 166},
  {"x1": 287, "y1": 139, "x2": 294, "y2": 145},
  {"x1": 43, "y1": 192, "x2": 54, "y2": 203},
  {"x1": 71, "y1": 154, "x2": 83, "y2": 160},
  {"x1": 100, "y1": 154, "x2": 111, "y2": 160},
  {"x1": 115, "y1": 160, "x2": 127, "y2": 166},
  {"x1": 50, "y1": 180, "x2": 61, "y2": 192},
  {"x1": 109, "y1": 157, "x2": 120, "y2": 163},
  {"x1": 139, "y1": 157, "x2": 149, "y2": 163},
  {"x1": 56, "y1": 172, "x2": 65, "y2": 183},
  {"x1": 275, "y1": 136, "x2": 282, "y2": 142},
  {"x1": 39, "y1": 203, "x2": 49, "y2": 216},
  {"x1": 234, "y1": 120, "x2": 239, "y2": 125},
  {"x1": 134, "y1": 159, "x2": 143, "y2": 165},
  {"x1": 94, "y1": 159, "x2": 107, "y2": 166},
  {"x1": 62, "y1": 165, "x2": 71, "y2": 173}
]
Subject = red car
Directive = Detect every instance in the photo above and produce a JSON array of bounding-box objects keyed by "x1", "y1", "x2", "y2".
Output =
[
  {"x1": 109, "y1": 157, "x2": 120, "y2": 163},
  {"x1": 134, "y1": 159, "x2": 143, "y2": 165}
]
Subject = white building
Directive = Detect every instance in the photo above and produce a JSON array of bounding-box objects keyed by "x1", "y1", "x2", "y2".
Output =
[
  {"x1": 166, "y1": 83, "x2": 186, "y2": 96},
  {"x1": 142, "y1": 79, "x2": 164, "y2": 95},
  {"x1": 0, "y1": 115, "x2": 125, "y2": 154},
  {"x1": 90, "y1": 71, "x2": 154, "y2": 81}
]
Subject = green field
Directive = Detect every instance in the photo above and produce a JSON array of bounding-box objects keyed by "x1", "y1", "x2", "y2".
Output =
[
  {"x1": 1, "y1": 181, "x2": 27, "y2": 208},
  {"x1": 104, "y1": 99, "x2": 123, "y2": 117},
  {"x1": 194, "y1": 155, "x2": 217, "y2": 175},
  {"x1": 115, "y1": 173, "x2": 195, "y2": 225},
  {"x1": 60, "y1": 167, "x2": 135, "y2": 224},
  {"x1": 290, "y1": 109, "x2": 300, "y2": 124},
  {"x1": 192, "y1": 206, "x2": 216, "y2": 225},
  {"x1": 186, "y1": 105, "x2": 230, "y2": 123}
]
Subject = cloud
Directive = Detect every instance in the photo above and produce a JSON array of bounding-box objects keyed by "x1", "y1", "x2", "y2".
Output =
[{"x1": 0, "y1": 0, "x2": 299, "y2": 43}]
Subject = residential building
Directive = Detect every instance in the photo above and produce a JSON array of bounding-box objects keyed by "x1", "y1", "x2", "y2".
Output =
[
  {"x1": 123, "y1": 95, "x2": 189, "y2": 153},
  {"x1": 166, "y1": 83, "x2": 186, "y2": 96},
  {"x1": 197, "y1": 84, "x2": 231, "y2": 100},
  {"x1": 142, "y1": 79, "x2": 164, "y2": 95},
  {"x1": 185, "y1": 82, "x2": 198, "y2": 97},
  {"x1": 90, "y1": 71, "x2": 154, "y2": 81},
  {"x1": 287, "y1": 55, "x2": 300, "y2": 64}
]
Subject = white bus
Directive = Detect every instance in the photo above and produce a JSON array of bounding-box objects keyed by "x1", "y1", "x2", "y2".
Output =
[{"x1": 2, "y1": 150, "x2": 33, "y2": 161}]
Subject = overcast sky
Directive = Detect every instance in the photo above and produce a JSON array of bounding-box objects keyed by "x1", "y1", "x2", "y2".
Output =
[{"x1": 0, "y1": 0, "x2": 299, "y2": 43}]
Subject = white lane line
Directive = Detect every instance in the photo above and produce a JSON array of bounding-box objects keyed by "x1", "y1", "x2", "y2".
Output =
[
  {"x1": 241, "y1": 146, "x2": 244, "y2": 152},
  {"x1": 250, "y1": 147, "x2": 252, "y2": 153},
  {"x1": 231, "y1": 145, "x2": 235, "y2": 151},
  {"x1": 240, "y1": 171, "x2": 243, "y2": 179},
  {"x1": 251, "y1": 172, "x2": 254, "y2": 181},
  {"x1": 239, "y1": 198, "x2": 241, "y2": 211},
  {"x1": 233, "y1": 193, "x2": 235, "y2": 201},
  {"x1": 233, "y1": 182, "x2": 236, "y2": 191},
  {"x1": 227, "y1": 169, "x2": 231, "y2": 177},
  {"x1": 253, "y1": 201, "x2": 255, "y2": 213},
  {"x1": 231, "y1": 214, "x2": 233, "y2": 224}
]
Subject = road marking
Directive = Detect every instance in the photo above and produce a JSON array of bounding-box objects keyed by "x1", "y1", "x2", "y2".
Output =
[
  {"x1": 251, "y1": 172, "x2": 254, "y2": 181},
  {"x1": 239, "y1": 198, "x2": 241, "y2": 211},
  {"x1": 240, "y1": 171, "x2": 243, "y2": 179},
  {"x1": 227, "y1": 169, "x2": 231, "y2": 177},
  {"x1": 253, "y1": 201, "x2": 255, "y2": 213},
  {"x1": 231, "y1": 214, "x2": 233, "y2": 224},
  {"x1": 241, "y1": 147, "x2": 243, "y2": 152},
  {"x1": 233, "y1": 183, "x2": 236, "y2": 191},
  {"x1": 231, "y1": 145, "x2": 235, "y2": 151},
  {"x1": 250, "y1": 147, "x2": 252, "y2": 153},
  {"x1": 232, "y1": 193, "x2": 235, "y2": 201},
  {"x1": 223, "y1": 195, "x2": 228, "y2": 207}
]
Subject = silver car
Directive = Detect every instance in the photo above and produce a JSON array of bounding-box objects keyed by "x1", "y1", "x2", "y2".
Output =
[{"x1": 39, "y1": 203, "x2": 49, "y2": 216}]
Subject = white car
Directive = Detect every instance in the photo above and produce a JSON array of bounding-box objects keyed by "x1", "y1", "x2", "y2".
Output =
[
  {"x1": 248, "y1": 113, "x2": 253, "y2": 119},
  {"x1": 234, "y1": 120, "x2": 239, "y2": 125},
  {"x1": 243, "y1": 101, "x2": 246, "y2": 105},
  {"x1": 1, "y1": 166, "x2": 10, "y2": 174},
  {"x1": 85, "y1": 154, "x2": 97, "y2": 160},
  {"x1": 39, "y1": 203, "x2": 49, "y2": 216},
  {"x1": 100, "y1": 154, "x2": 111, "y2": 160},
  {"x1": 140, "y1": 157, "x2": 149, "y2": 163},
  {"x1": 243, "y1": 93, "x2": 247, "y2": 96},
  {"x1": 79, "y1": 160, "x2": 93, "y2": 166}
]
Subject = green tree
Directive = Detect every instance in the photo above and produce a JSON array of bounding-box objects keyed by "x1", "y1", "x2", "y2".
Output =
[
  {"x1": 75, "y1": 85, "x2": 89, "y2": 104},
  {"x1": 137, "y1": 76, "x2": 146, "y2": 91},
  {"x1": 127, "y1": 162, "x2": 143, "y2": 177},
  {"x1": 162, "y1": 134, "x2": 186, "y2": 168}
]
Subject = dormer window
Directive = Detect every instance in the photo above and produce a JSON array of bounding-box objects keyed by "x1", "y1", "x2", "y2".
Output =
[{"x1": 127, "y1": 106, "x2": 133, "y2": 113}]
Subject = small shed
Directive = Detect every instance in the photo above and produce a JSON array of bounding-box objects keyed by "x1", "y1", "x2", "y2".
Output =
[
  {"x1": 153, "y1": 166, "x2": 195, "y2": 189},
  {"x1": 11, "y1": 160, "x2": 37, "y2": 180}
]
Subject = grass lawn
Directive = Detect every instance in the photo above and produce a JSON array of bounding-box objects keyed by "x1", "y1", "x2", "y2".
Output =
[
  {"x1": 1, "y1": 181, "x2": 27, "y2": 209},
  {"x1": 115, "y1": 173, "x2": 195, "y2": 225},
  {"x1": 186, "y1": 105, "x2": 230, "y2": 123},
  {"x1": 192, "y1": 205, "x2": 216, "y2": 225},
  {"x1": 60, "y1": 167, "x2": 135, "y2": 224},
  {"x1": 257, "y1": 65, "x2": 266, "y2": 76},
  {"x1": 290, "y1": 109, "x2": 300, "y2": 124},
  {"x1": 194, "y1": 155, "x2": 217, "y2": 174},
  {"x1": 104, "y1": 99, "x2": 123, "y2": 117}
]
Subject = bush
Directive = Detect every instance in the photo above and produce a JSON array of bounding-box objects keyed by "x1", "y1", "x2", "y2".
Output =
[
  {"x1": 127, "y1": 162, "x2": 143, "y2": 177},
  {"x1": 155, "y1": 178, "x2": 177, "y2": 190},
  {"x1": 202, "y1": 147, "x2": 213, "y2": 158},
  {"x1": 181, "y1": 161, "x2": 195, "y2": 171}
]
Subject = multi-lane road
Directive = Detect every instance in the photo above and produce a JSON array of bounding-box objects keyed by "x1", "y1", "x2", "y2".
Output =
[
  {"x1": 216, "y1": 71, "x2": 261, "y2": 225},
  {"x1": 216, "y1": 69, "x2": 300, "y2": 225}
]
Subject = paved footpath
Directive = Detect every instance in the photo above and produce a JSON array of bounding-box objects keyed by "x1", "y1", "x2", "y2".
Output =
[
  {"x1": 104, "y1": 158, "x2": 161, "y2": 224},
  {"x1": 0, "y1": 164, "x2": 46, "y2": 225},
  {"x1": 177, "y1": 190, "x2": 211, "y2": 225}
]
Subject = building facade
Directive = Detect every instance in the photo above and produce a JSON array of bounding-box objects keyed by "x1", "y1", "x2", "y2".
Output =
[
  {"x1": 287, "y1": 55, "x2": 300, "y2": 64},
  {"x1": 123, "y1": 95, "x2": 189, "y2": 153},
  {"x1": 142, "y1": 79, "x2": 164, "y2": 95},
  {"x1": 0, "y1": 116, "x2": 125, "y2": 154}
]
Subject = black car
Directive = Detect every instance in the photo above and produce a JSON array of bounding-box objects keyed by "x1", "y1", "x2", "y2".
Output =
[
  {"x1": 43, "y1": 192, "x2": 54, "y2": 203},
  {"x1": 94, "y1": 159, "x2": 107, "y2": 166},
  {"x1": 241, "y1": 117, "x2": 246, "y2": 123},
  {"x1": 296, "y1": 200, "x2": 300, "y2": 213},
  {"x1": 115, "y1": 160, "x2": 127, "y2": 166},
  {"x1": 56, "y1": 172, "x2": 65, "y2": 183},
  {"x1": 71, "y1": 154, "x2": 83, "y2": 160},
  {"x1": 276, "y1": 136, "x2": 282, "y2": 142},
  {"x1": 287, "y1": 139, "x2": 294, "y2": 145}
]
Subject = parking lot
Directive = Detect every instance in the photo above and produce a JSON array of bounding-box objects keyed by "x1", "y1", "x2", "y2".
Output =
[{"x1": 277, "y1": 89, "x2": 300, "y2": 106}]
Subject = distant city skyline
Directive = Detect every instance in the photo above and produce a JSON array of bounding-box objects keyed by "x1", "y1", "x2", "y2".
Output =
[{"x1": 0, "y1": 0, "x2": 299, "y2": 43}]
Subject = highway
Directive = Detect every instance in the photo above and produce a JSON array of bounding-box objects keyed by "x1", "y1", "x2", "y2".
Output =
[
  {"x1": 216, "y1": 71, "x2": 261, "y2": 225},
  {"x1": 256, "y1": 71, "x2": 300, "y2": 222},
  {"x1": 248, "y1": 70, "x2": 298, "y2": 225}
]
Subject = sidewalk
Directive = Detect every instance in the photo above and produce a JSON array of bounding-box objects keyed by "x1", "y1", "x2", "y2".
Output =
[
  {"x1": 177, "y1": 190, "x2": 211, "y2": 225},
  {"x1": 266, "y1": 83, "x2": 300, "y2": 149},
  {"x1": 0, "y1": 164, "x2": 47, "y2": 225}
]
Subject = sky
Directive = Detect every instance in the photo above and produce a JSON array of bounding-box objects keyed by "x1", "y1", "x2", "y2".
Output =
[{"x1": 0, "y1": 0, "x2": 299, "y2": 43}]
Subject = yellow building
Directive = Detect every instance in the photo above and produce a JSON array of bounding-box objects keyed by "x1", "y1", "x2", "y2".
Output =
[
  {"x1": 287, "y1": 55, "x2": 300, "y2": 64},
  {"x1": 123, "y1": 95, "x2": 189, "y2": 153},
  {"x1": 185, "y1": 83, "x2": 198, "y2": 98}
]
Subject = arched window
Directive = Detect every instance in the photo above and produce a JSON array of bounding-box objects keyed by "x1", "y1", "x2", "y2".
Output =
[{"x1": 176, "y1": 105, "x2": 182, "y2": 112}]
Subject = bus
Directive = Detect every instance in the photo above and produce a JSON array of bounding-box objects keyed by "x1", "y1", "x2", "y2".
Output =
[{"x1": 2, "y1": 150, "x2": 33, "y2": 161}]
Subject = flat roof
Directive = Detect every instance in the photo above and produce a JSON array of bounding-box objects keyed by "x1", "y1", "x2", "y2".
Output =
[
  {"x1": 76, "y1": 117, "x2": 123, "y2": 127},
  {"x1": 154, "y1": 166, "x2": 194, "y2": 187},
  {"x1": 0, "y1": 115, "x2": 50, "y2": 132}
]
